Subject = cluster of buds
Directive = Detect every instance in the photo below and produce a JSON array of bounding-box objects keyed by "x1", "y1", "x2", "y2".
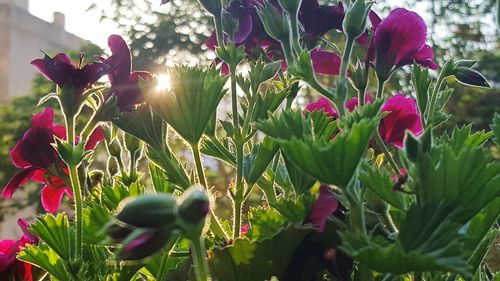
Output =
[{"x1": 107, "y1": 186, "x2": 210, "y2": 260}]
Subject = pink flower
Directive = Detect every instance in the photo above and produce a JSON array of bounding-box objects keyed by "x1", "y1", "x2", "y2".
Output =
[
  {"x1": 378, "y1": 94, "x2": 423, "y2": 148},
  {"x1": 0, "y1": 219, "x2": 37, "y2": 281},
  {"x1": 305, "y1": 97, "x2": 339, "y2": 119},
  {"x1": 2, "y1": 108, "x2": 104, "y2": 213},
  {"x1": 310, "y1": 50, "x2": 342, "y2": 76},
  {"x1": 370, "y1": 8, "x2": 437, "y2": 80},
  {"x1": 307, "y1": 186, "x2": 338, "y2": 232},
  {"x1": 345, "y1": 93, "x2": 374, "y2": 112}
]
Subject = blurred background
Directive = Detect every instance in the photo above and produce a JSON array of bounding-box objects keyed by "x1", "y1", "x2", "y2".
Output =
[{"x1": 0, "y1": 0, "x2": 498, "y2": 263}]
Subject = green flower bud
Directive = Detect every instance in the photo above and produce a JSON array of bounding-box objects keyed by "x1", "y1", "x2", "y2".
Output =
[
  {"x1": 178, "y1": 188, "x2": 210, "y2": 225},
  {"x1": 342, "y1": 0, "x2": 373, "y2": 39},
  {"x1": 222, "y1": 10, "x2": 239, "y2": 41},
  {"x1": 277, "y1": 0, "x2": 303, "y2": 14},
  {"x1": 199, "y1": 0, "x2": 222, "y2": 16},
  {"x1": 123, "y1": 134, "x2": 141, "y2": 154},
  {"x1": 256, "y1": 2, "x2": 290, "y2": 43},
  {"x1": 106, "y1": 138, "x2": 123, "y2": 159},
  {"x1": 349, "y1": 59, "x2": 368, "y2": 92},
  {"x1": 115, "y1": 194, "x2": 178, "y2": 228}
]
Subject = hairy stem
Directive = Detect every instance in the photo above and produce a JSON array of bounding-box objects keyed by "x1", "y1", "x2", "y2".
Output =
[{"x1": 191, "y1": 237, "x2": 212, "y2": 281}]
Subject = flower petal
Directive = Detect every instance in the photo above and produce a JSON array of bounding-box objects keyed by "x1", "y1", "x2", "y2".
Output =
[
  {"x1": 310, "y1": 50, "x2": 341, "y2": 76},
  {"x1": 1, "y1": 167, "x2": 36, "y2": 199},
  {"x1": 305, "y1": 97, "x2": 339, "y2": 119},
  {"x1": 41, "y1": 185, "x2": 69, "y2": 213},
  {"x1": 107, "y1": 34, "x2": 132, "y2": 85},
  {"x1": 307, "y1": 186, "x2": 338, "y2": 232},
  {"x1": 85, "y1": 126, "x2": 105, "y2": 150}
]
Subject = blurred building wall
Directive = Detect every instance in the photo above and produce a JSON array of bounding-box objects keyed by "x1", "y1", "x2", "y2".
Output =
[{"x1": 0, "y1": 0, "x2": 86, "y2": 101}]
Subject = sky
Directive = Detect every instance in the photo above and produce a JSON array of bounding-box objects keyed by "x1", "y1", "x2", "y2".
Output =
[{"x1": 28, "y1": 0, "x2": 417, "y2": 49}]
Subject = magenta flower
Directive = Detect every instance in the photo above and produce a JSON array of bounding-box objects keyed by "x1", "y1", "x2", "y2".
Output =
[
  {"x1": 345, "y1": 92, "x2": 373, "y2": 112},
  {"x1": 310, "y1": 50, "x2": 342, "y2": 76},
  {"x1": 102, "y1": 35, "x2": 153, "y2": 112},
  {"x1": 371, "y1": 8, "x2": 437, "y2": 80},
  {"x1": 378, "y1": 94, "x2": 423, "y2": 148},
  {"x1": 31, "y1": 53, "x2": 110, "y2": 99},
  {"x1": 307, "y1": 186, "x2": 338, "y2": 232},
  {"x1": 0, "y1": 218, "x2": 37, "y2": 281},
  {"x1": 2, "y1": 108, "x2": 104, "y2": 213},
  {"x1": 305, "y1": 97, "x2": 339, "y2": 119}
]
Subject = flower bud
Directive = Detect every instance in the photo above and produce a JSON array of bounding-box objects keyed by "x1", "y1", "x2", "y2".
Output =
[
  {"x1": 94, "y1": 95, "x2": 120, "y2": 122},
  {"x1": 178, "y1": 188, "x2": 210, "y2": 225},
  {"x1": 277, "y1": 0, "x2": 303, "y2": 14},
  {"x1": 115, "y1": 194, "x2": 178, "y2": 228},
  {"x1": 222, "y1": 10, "x2": 239, "y2": 41},
  {"x1": 112, "y1": 226, "x2": 174, "y2": 260},
  {"x1": 199, "y1": 0, "x2": 222, "y2": 16},
  {"x1": 123, "y1": 134, "x2": 141, "y2": 154},
  {"x1": 106, "y1": 138, "x2": 122, "y2": 159},
  {"x1": 342, "y1": 0, "x2": 373, "y2": 39},
  {"x1": 453, "y1": 67, "x2": 490, "y2": 88},
  {"x1": 349, "y1": 59, "x2": 368, "y2": 93},
  {"x1": 256, "y1": 2, "x2": 290, "y2": 43}
]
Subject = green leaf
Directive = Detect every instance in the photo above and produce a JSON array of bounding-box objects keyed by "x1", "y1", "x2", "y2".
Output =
[
  {"x1": 245, "y1": 207, "x2": 285, "y2": 240},
  {"x1": 149, "y1": 163, "x2": 172, "y2": 193},
  {"x1": 282, "y1": 154, "x2": 315, "y2": 194},
  {"x1": 83, "y1": 202, "x2": 113, "y2": 244},
  {"x1": 252, "y1": 86, "x2": 289, "y2": 123},
  {"x1": 411, "y1": 63, "x2": 433, "y2": 115},
  {"x1": 147, "y1": 66, "x2": 228, "y2": 145},
  {"x1": 200, "y1": 137, "x2": 236, "y2": 166},
  {"x1": 438, "y1": 125, "x2": 492, "y2": 151},
  {"x1": 279, "y1": 118, "x2": 378, "y2": 187},
  {"x1": 29, "y1": 213, "x2": 72, "y2": 260},
  {"x1": 274, "y1": 195, "x2": 315, "y2": 223},
  {"x1": 18, "y1": 243, "x2": 73, "y2": 281},
  {"x1": 209, "y1": 225, "x2": 313, "y2": 281},
  {"x1": 243, "y1": 137, "x2": 279, "y2": 186},
  {"x1": 359, "y1": 163, "x2": 406, "y2": 210}
]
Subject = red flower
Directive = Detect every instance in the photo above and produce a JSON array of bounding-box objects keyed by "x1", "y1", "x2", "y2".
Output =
[
  {"x1": 299, "y1": 0, "x2": 345, "y2": 37},
  {"x1": 31, "y1": 53, "x2": 110, "y2": 99},
  {"x1": 0, "y1": 219, "x2": 38, "y2": 281},
  {"x1": 345, "y1": 92, "x2": 373, "y2": 112},
  {"x1": 102, "y1": 35, "x2": 153, "y2": 112},
  {"x1": 378, "y1": 94, "x2": 423, "y2": 148},
  {"x1": 305, "y1": 97, "x2": 339, "y2": 119},
  {"x1": 369, "y1": 8, "x2": 437, "y2": 80},
  {"x1": 307, "y1": 186, "x2": 338, "y2": 232},
  {"x1": 2, "y1": 108, "x2": 104, "y2": 213},
  {"x1": 310, "y1": 49, "x2": 342, "y2": 76}
]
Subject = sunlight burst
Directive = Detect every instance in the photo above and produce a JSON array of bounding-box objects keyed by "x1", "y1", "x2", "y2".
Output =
[{"x1": 156, "y1": 73, "x2": 171, "y2": 91}]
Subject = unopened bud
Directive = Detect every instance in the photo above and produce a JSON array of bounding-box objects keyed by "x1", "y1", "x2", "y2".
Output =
[
  {"x1": 178, "y1": 188, "x2": 210, "y2": 224},
  {"x1": 256, "y1": 2, "x2": 290, "y2": 43},
  {"x1": 199, "y1": 0, "x2": 222, "y2": 16},
  {"x1": 106, "y1": 138, "x2": 122, "y2": 159},
  {"x1": 343, "y1": 0, "x2": 373, "y2": 39},
  {"x1": 277, "y1": 0, "x2": 303, "y2": 14},
  {"x1": 118, "y1": 227, "x2": 173, "y2": 260},
  {"x1": 454, "y1": 67, "x2": 490, "y2": 88},
  {"x1": 116, "y1": 194, "x2": 178, "y2": 228},
  {"x1": 222, "y1": 10, "x2": 239, "y2": 41},
  {"x1": 123, "y1": 134, "x2": 141, "y2": 154}
]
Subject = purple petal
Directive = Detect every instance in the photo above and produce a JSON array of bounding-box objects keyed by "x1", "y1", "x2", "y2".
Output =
[
  {"x1": 307, "y1": 186, "x2": 338, "y2": 232},
  {"x1": 107, "y1": 34, "x2": 132, "y2": 85},
  {"x1": 305, "y1": 97, "x2": 339, "y2": 119},
  {"x1": 234, "y1": 13, "x2": 253, "y2": 44},
  {"x1": 31, "y1": 54, "x2": 75, "y2": 87},
  {"x1": 1, "y1": 167, "x2": 37, "y2": 199},
  {"x1": 41, "y1": 185, "x2": 69, "y2": 213},
  {"x1": 310, "y1": 50, "x2": 341, "y2": 76}
]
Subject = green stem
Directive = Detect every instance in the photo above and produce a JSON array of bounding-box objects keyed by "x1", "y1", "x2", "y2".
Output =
[
  {"x1": 289, "y1": 10, "x2": 301, "y2": 55},
  {"x1": 280, "y1": 41, "x2": 294, "y2": 66},
  {"x1": 191, "y1": 237, "x2": 212, "y2": 281},
  {"x1": 340, "y1": 36, "x2": 355, "y2": 81},
  {"x1": 230, "y1": 67, "x2": 240, "y2": 136},
  {"x1": 191, "y1": 143, "x2": 228, "y2": 240},
  {"x1": 374, "y1": 133, "x2": 403, "y2": 178},
  {"x1": 129, "y1": 151, "x2": 137, "y2": 180},
  {"x1": 80, "y1": 116, "x2": 98, "y2": 143},
  {"x1": 65, "y1": 116, "x2": 83, "y2": 261},
  {"x1": 376, "y1": 76, "x2": 385, "y2": 99},
  {"x1": 233, "y1": 198, "x2": 243, "y2": 238},
  {"x1": 214, "y1": 16, "x2": 225, "y2": 52},
  {"x1": 233, "y1": 143, "x2": 244, "y2": 239},
  {"x1": 156, "y1": 251, "x2": 169, "y2": 281},
  {"x1": 426, "y1": 75, "x2": 445, "y2": 125},
  {"x1": 384, "y1": 207, "x2": 399, "y2": 233}
]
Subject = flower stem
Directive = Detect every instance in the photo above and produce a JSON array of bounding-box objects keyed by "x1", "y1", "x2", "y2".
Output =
[
  {"x1": 214, "y1": 16, "x2": 225, "y2": 52},
  {"x1": 289, "y1": 10, "x2": 301, "y2": 55},
  {"x1": 65, "y1": 116, "x2": 83, "y2": 261},
  {"x1": 426, "y1": 75, "x2": 445, "y2": 125},
  {"x1": 191, "y1": 237, "x2": 212, "y2": 281},
  {"x1": 340, "y1": 36, "x2": 355, "y2": 82},
  {"x1": 191, "y1": 143, "x2": 228, "y2": 240},
  {"x1": 384, "y1": 207, "x2": 399, "y2": 233},
  {"x1": 376, "y1": 76, "x2": 385, "y2": 99}
]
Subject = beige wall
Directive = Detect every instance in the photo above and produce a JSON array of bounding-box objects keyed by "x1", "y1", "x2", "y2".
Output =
[{"x1": 0, "y1": 2, "x2": 86, "y2": 101}]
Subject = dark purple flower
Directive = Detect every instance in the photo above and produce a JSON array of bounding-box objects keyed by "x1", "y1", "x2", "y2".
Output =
[
  {"x1": 102, "y1": 35, "x2": 153, "y2": 112},
  {"x1": 371, "y1": 8, "x2": 438, "y2": 79},
  {"x1": 307, "y1": 186, "x2": 338, "y2": 232},
  {"x1": 305, "y1": 97, "x2": 339, "y2": 119},
  {"x1": 160, "y1": 0, "x2": 169, "y2": 4},
  {"x1": 2, "y1": 108, "x2": 104, "y2": 213},
  {"x1": 378, "y1": 94, "x2": 423, "y2": 148},
  {"x1": 299, "y1": 0, "x2": 345, "y2": 37},
  {"x1": 31, "y1": 53, "x2": 110, "y2": 98}
]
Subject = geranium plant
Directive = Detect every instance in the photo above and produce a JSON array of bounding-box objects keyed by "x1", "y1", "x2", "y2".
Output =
[{"x1": 1, "y1": 0, "x2": 498, "y2": 280}]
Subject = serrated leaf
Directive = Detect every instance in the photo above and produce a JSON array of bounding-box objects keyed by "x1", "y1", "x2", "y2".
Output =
[
  {"x1": 274, "y1": 195, "x2": 315, "y2": 223},
  {"x1": 18, "y1": 243, "x2": 73, "y2": 281},
  {"x1": 411, "y1": 63, "x2": 433, "y2": 115},
  {"x1": 243, "y1": 137, "x2": 279, "y2": 186},
  {"x1": 200, "y1": 137, "x2": 236, "y2": 166},
  {"x1": 246, "y1": 207, "x2": 285, "y2": 240},
  {"x1": 209, "y1": 225, "x2": 313, "y2": 281},
  {"x1": 359, "y1": 163, "x2": 406, "y2": 210},
  {"x1": 282, "y1": 154, "x2": 315, "y2": 194},
  {"x1": 83, "y1": 202, "x2": 113, "y2": 244},
  {"x1": 279, "y1": 119, "x2": 378, "y2": 187},
  {"x1": 29, "y1": 213, "x2": 72, "y2": 260},
  {"x1": 149, "y1": 163, "x2": 172, "y2": 193}
]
